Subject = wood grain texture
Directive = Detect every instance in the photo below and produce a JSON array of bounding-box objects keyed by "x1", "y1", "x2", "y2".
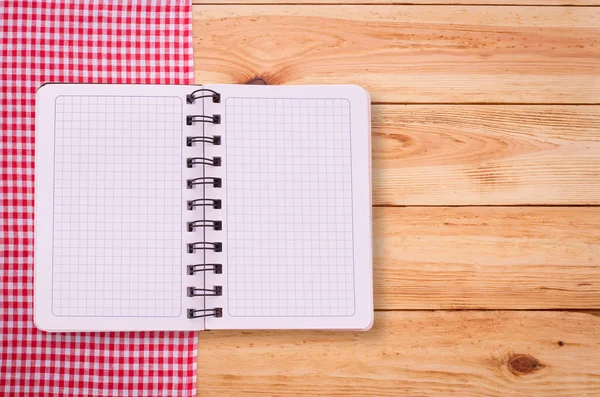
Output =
[
  {"x1": 193, "y1": 6, "x2": 600, "y2": 103},
  {"x1": 192, "y1": 3, "x2": 600, "y2": 394},
  {"x1": 373, "y1": 206, "x2": 600, "y2": 309},
  {"x1": 197, "y1": 311, "x2": 600, "y2": 397},
  {"x1": 371, "y1": 105, "x2": 600, "y2": 205}
]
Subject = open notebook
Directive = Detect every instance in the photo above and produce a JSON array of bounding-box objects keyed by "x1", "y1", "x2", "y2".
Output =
[{"x1": 34, "y1": 83, "x2": 372, "y2": 331}]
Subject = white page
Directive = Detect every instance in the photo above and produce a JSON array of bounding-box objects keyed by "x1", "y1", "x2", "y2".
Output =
[
  {"x1": 203, "y1": 85, "x2": 373, "y2": 330},
  {"x1": 34, "y1": 83, "x2": 206, "y2": 331}
]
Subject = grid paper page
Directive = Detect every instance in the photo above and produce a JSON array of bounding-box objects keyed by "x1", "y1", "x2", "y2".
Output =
[
  {"x1": 52, "y1": 95, "x2": 182, "y2": 317},
  {"x1": 225, "y1": 97, "x2": 355, "y2": 317}
]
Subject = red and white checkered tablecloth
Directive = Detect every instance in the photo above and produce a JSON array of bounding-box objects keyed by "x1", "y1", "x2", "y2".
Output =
[{"x1": 1, "y1": 1, "x2": 197, "y2": 396}]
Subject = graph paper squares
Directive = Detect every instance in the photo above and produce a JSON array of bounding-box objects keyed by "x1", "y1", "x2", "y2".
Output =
[
  {"x1": 52, "y1": 95, "x2": 183, "y2": 317},
  {"x1": 225, "y1": 97, "x2": 355, "y2": 317}
]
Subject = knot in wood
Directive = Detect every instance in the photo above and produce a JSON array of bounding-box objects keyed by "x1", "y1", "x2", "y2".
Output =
[
  {"x1": 508, "y1": 354, "x2": 545, "y2": 376},
  {"x1": 245, "y1": 77, "x2": 268, "y2": 85}
]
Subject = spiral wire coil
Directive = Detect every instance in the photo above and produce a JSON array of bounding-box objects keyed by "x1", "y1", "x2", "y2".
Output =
[{"x1": 185, "y1": 88, "x2": 223, "y2": 319}]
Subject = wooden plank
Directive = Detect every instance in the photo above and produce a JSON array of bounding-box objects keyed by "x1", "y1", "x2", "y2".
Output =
[
  {"x1": 373, "y1": 206, "x2": 600, "y2": 309},
  {"x1": 197, "y1": 311, "x2": 600, "y2": 397},
  {"x1": 371, "y1": 105, "x2": 600, "y2": 205},
  {"x1": 192, "y1": 6, "x2": 600, "y2": 103},
  {"x1": 194, "y1": 0, "x2": 600, "y2": 5}
]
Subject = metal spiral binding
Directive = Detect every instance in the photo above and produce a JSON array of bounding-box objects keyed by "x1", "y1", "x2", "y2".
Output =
[
  {"x1": 187, "y1": 242, "x2": 222, "y2": 253},
  {"x1": 187, "y1": 308, "x2": 222, "y2": 319},
  {"x1": 187, "y1": 157, "x2": 221, "y2": 168},
  {"x1": 186, "y1": 114, "x2": 220, "y2": 126},
  {"x1": 187, "y1": 198, "x2": 221, "y2": 210},
  {"x1": 186, "y1": 88, "x2": 220, "y2": 104},
  {"x1": 187, "y1": 286, "x2": 222, "y2": 297},
  {"x1": 186, "y1": 88, "x2": 223, "y2": 320},
  {"x1": 187, "y1": 177, "x2": 221, "y2": 189},
  {"x1": 188, "y1": 220, "x2": 222, "y2": 232},
  {"x1": 187, "y1": 136, "x2": 220, "y2": 147},
  {"x1": 187, "y1": 264, "x2": 222, "y2": 275}
]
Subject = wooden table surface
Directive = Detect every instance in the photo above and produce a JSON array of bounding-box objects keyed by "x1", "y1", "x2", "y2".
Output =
[{"x1": 193, "y1": 1, "x2": 600, "y2": 395}]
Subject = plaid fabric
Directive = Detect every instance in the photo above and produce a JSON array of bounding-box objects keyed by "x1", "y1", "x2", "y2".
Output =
[{"x1": 0, "y1": 1, "x2": 197, "y2": 396}]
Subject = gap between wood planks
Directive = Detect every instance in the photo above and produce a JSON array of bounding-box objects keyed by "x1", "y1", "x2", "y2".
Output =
[
  {"x1": 375, "y1": 309, "x2": 600, "y2": 314},
  {"x1": 371, "y1": 103, "x2": 600, "y2": 105},
  {"x1": 193, "y1": 2, "x2": 600, "y2": 6},
  {"x1": 374, "y1": 204, "x2": 600, "y2": 207}
]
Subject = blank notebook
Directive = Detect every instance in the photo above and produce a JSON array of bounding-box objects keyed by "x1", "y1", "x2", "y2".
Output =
[{"x1": 34, "y1": 83, "x2": 373, "y2": 332}]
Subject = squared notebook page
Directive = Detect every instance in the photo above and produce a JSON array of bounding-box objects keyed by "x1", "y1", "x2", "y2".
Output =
[
  {"x1": 203, "y1": 84, "x2": 373, "y2": 330},
  {"x1": 34, "y1": 84, "x2": 202, "y2": 331}
]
